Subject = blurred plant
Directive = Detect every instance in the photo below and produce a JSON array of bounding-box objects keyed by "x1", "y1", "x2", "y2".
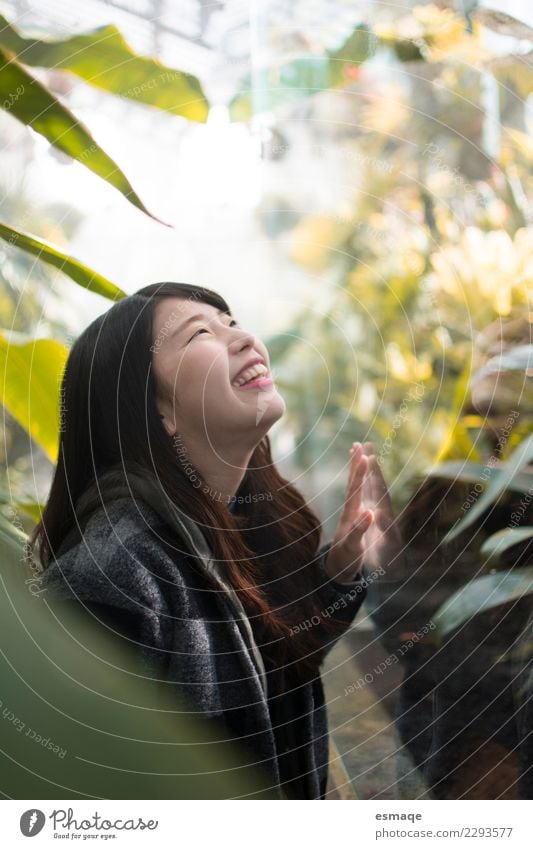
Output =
[
  {"x1": 228, "y1": 1, "x2": 533, "y2": 795},
  {"x1": 0, "y1": 13, "x2": 208, "y2": 226},
  {"x1": 428, "y1": 226, "x2": 533, "y2": 325},
  {"x1": 0, "y1": 13, "x2": 210, "y2": 527},
  {"x1": 0, "y1": 10, "x2": 210, "y2": 294},
  {"x1": 253, "y1": 2, "x2": 532, "y2": 500},
  {"x1": 431, "y1": 432, "x2": 533, "y2": 645}
]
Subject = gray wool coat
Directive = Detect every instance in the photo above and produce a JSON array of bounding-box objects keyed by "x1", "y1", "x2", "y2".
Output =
[{"x1": 39, "y1": 467, "x2": 368, "y2": 799}]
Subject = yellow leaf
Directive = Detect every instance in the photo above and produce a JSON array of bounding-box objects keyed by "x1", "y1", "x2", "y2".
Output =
[{"x1": 0, "y1": 333, "x2": 68, "y2": 462}]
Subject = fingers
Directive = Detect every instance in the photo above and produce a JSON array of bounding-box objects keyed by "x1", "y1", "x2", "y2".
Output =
[
  {"x1": 349, "y1": 442, "x2": 374, "y2": 494},
  {"x1": 343, "y1": 442, "x2": 369, "y2": 522},
  {"x1": 368, "y1": 454, "x2": 390, "y2": 506},
  {"x1": 360, "y1": 440, "x2": 390, "y2": 509},
  {"x1": 365, "y1": 453, "x2": 395, "y2": 530},
  {"x1": 331, "y1": 507, "x2": 373, "y2": 572},
  {"x1": 352, "y1": 507, "x2": 374, "y2": 534},
  {"x1": 347, "y1": 442, "x2": 363, "y2": 488}
]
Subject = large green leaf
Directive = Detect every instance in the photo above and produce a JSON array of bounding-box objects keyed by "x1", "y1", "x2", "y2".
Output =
[
  {"x1": 0, "y1": 518, "x2": 274, "y2": 799},
  {"x1": 0, "y1": 15, "x2": 209, "y2": 122},
  {"x1": 442, "y1": 434, "x2": 533, "y2": 543},
  {"x1": 480, "y1": 527, "x2": 533, "y2": 567},
  {"x1": 0, "y1": 47, "x2": 166, "y2": 222},
  {"x1": 0, "y1": 221, "x2": 126, "y2": 301},
  {"x1": 0, "y1": 332, "x2": 67, "y2": 462},
  {"x1": 433, "y1": 567, "x2": 533, "y2": 644}
]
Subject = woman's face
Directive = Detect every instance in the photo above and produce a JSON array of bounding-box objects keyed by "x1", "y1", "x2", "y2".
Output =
[{"x1": 151, "y1": 297, "x2": 285, "y2": 450}]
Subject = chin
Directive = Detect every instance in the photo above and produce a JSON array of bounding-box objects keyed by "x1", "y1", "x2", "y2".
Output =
[{"x1": 256, "y1": 393, "x2": 286, "y2": 429}]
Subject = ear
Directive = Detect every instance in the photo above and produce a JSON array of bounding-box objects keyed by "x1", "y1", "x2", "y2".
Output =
[{"x1": 156, "y1": 403, "x2": 177, "y2": 438}]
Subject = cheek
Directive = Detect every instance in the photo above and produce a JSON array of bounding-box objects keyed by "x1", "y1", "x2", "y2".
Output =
[{"x1": 179, "y1": 348, "x2": 228, "y2": 401}]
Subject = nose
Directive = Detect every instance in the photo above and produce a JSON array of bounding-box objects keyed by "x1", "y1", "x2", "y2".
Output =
[{"x1": 229, "y1": 327, "x2": 255, "y2": 353}]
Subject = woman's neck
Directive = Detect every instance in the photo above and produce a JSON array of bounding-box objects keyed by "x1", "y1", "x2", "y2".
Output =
[{"x1": 179, "y1": 439, "x2": 254, "y2": 506}]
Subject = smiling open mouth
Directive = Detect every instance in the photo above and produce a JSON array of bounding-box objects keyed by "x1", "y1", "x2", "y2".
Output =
[
  {"x1": 234, "y1": 375, "x2": 274, "y2": 390},
  {"x1": 232, "y1": 363, "x2": 273, "y2": 389}
]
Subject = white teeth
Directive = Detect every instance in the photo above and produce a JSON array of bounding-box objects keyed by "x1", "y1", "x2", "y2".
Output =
[{"x1": 232, "y1": 362, "x2": 268, "y2": 387}]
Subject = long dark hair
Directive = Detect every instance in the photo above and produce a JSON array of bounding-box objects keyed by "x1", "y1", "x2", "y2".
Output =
[{"x1": 29, "y1": 282, "x2": 348, "y2": 682}]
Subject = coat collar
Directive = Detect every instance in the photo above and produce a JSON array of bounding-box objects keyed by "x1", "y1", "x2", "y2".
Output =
[{"x1": 71, "y1": 463, "x2": 269, "y2": 698}]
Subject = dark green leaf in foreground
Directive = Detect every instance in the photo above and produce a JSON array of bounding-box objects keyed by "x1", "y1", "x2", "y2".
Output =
[
  {"x1": 0, "y1": 221, "x2": 126, "y2": 301},
  {"x1": 0, "y1": 48, "x2": 168, "y2": 222}
]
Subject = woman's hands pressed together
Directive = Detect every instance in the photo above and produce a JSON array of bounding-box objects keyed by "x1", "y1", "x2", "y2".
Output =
[{"x1": 323, "y1": 441, "x2": 405, "y2": 585}]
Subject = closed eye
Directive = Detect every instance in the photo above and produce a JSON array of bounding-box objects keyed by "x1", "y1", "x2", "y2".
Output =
[
  {"x1": 188, "y1": 318, "x2": 238, "y2": 343},
  {"x1": 188, "y1": 327, "x2": 209, "y2": 341}
]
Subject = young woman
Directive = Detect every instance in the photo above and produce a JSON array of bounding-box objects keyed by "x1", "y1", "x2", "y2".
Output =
[{"x1": 31, "y1": 281, "x2": 402, "y2": 800}]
